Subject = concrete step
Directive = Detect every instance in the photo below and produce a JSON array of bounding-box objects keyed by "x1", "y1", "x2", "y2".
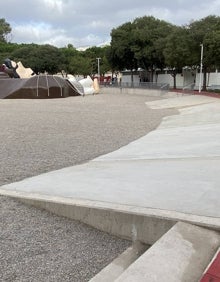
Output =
[
  {"x1": 114, "y1": 222, "x2": 220, "y2": 282},
  {"x1": 89, "y1": 242, "x2": 148, "y2": 282}
]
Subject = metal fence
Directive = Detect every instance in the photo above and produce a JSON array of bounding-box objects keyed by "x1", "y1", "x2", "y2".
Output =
[{"x1": 100, "y1": 81, "x2": 170, "y2": 91}]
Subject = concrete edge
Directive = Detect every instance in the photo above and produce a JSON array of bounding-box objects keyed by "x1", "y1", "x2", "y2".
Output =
[
  {"x1": 89, "y1": 241, "x2": 148, "y2": 282},
  {"x1": 100, "y1": 87, "x2": 168, "y2": 96},
  {"x1": 115, "y1": 222, "x2": 220, "y2": 282},
  {"x1": 1, "y1": 189, "x2": 220, "y2": 245}
]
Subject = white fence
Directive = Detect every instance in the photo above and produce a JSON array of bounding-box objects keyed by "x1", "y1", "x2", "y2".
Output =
[{"x1": 121, "y1": 70, "x2": 220, "y2": 90}]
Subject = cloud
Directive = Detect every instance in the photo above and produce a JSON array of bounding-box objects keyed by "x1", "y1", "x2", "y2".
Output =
[
  {"x1": 11, "y1": 20, "x2": 109, "y2": 48},
  {"x1": 1, "y1": 0, "x2": 220, "y2": 47},
  {"x1": 11, "y1": 22, "x2": 64, "y2": 44},
  {"x1": 41, "y1": 0, "x2": 64, "y2": 13}
]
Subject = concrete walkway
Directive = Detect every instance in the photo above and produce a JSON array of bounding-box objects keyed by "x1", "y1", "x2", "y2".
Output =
[{"x1": 1, "y1": 94, "x2": 220, "y2": 219}]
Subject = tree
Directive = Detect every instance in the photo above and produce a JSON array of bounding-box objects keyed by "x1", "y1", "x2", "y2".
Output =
[
  {"x1": 110, "y1": 21, "x2": 138, "y2": 83},
  {"x1": 0, "y1": 18, "x2": 11, "y2": 42},
  {"x1": 131, "y1": 16, "x2": 174, "y2": 78},
  {"x1": 0, "y1": 42, "x2": 19, "y2": 63},
  {"x1": 163, "y1": 26, "x2": 191, "y2": 88},
  {"x1": 12, "y1": 44, "x2": 64, "y2": 73},
  {"x1": 109, "y1": 16, "x2": 174, "y2": 82},
  {"x1": 68, "y1": 53, "x2": 91, "y2": 76},
  {"x1": 60, "y1": 45, "x2": 79, "y2": 74},
  {"x1": 84, "y1": 46, "x2": 111, "y2": 76},
  {"x1": 204, "y1": 30, "x2": 220, "y2": 68},
  {"x1": 100, "y1": 47, "x2": 112, "y2": 75},
  {"x1": 187, "y1": 15, "x2": 220, "y2": 90}
]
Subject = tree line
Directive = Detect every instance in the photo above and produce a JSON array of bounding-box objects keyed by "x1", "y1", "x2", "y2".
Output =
[{"x1": 1, "y1": 15, "x2": 220, "y2": 90}]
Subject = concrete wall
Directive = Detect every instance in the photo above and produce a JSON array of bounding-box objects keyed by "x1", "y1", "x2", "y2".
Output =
[
  {"x1": 2, "y1": 190, "x2": 220, "y2": 246},
  {"x1": 122, "y1": 71, "x2": 220, "y2": 89},
  {"x1": 121, "y1": 74, "x2": 140, "y2": 84},
  {"x1": 195, "y1": 71, "x2": 220, "y2": 89},
  {"x1": 208, "y1": 72, "x2": 220, "y2": 86},
  {"x1": 17, "y1": 197, "x2": 175, "y2": 245},
  {"x1": 100, "y1": 87, "x2": 166, "y2": 96},
  {"x1": 157, "y1": 71, "x2": 220, "y2": 89},
  {"x1": 156, "y1": 74, "x2": 183, "y2": 88}
]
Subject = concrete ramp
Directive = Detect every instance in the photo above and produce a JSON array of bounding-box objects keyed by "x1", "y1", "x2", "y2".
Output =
[{"x1": 2, "y1": 97, "x2": 220, "y2": 219}]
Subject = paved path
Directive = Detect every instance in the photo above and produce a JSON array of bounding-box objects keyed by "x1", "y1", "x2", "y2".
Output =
[{"x1": 1, "y1": 94, "x2": 220, "y2": 219}]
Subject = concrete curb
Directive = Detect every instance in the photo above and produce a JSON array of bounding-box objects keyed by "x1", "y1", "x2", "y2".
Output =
[
  {"x1": 115, "y1": 222, "x2": 220, "y2": 282},
  {"x1": 89, "y1": 242, "x2": 148, "y2": 282},
  {"x1": 1, "y1": 189, "x2": 220, "y2": 246}
]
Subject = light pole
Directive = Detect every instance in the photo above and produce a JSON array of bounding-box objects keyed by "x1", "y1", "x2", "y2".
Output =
[
  {"x1": 199, "y1": 43, "x2": 203, "y2": 93},
  {"x1": 96, "y1": 57, "x2": 101, "y2": 82}
]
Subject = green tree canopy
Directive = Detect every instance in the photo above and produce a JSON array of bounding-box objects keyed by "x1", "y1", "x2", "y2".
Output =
[
  {"x1": 109, "y1": 16, "x2": 174, "y2": 81},
  {"x1": 110, "y1": 21, "x2": 137, "y2": 71},
  {"x1": 0, "y1": 18, "x2": 11, "y2": 43},
  {"x1": 131, "y1": 16, "x2": 174, "y2": 71},
  {"x1": 163, "y1": 26, "x2": 192, "y2": 88},
  {"x1": 204, "y1": 30, "x2": 220, "y2": 68},
  {"x1": 187, "y1": 15, "x2": 220, "y2": 89},
  {"x1": 11, "y1": 44, "x2": 64, "y2": 74},
  {"x1": 0, "y1": 42, "x2": 19, "y2": 63}
]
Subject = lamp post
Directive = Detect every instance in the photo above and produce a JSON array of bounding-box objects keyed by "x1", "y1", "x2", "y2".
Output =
[
  {"x1": 199, "y1": 43, "x2": 203, "y2": 93},
  {"x1": 96, "y1": 57, "x2": 101, "y2": 82}
]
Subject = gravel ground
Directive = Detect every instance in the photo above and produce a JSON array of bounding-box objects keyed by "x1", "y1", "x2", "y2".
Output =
[
  {"x1": 0, "y1": 92, "x2": 177, "y2": 281},
  {"x1": 0, "y1": 195, "x2": 131, "y2": 282}
]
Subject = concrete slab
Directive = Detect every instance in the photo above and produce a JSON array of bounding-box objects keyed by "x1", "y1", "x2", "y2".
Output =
[
  {"x1": 1, "y1": 94, "x2": 220, "y2": 227},
  {"x1": 145, "y1": 94, "x2": 219, "y2": 109},
  {"x1": 115, "y1": 222, "x2": 220, "y2": 282},
  {"x1": 96, "y1": 101, "x2": 220, "y2": 161},
  {"x1": 1, "y1": 158, "x2": 220, "y2": 217},
  {"x1": 95, "y1": 124, "x2": 220, "y2": 160},
  {"x1": 158, "y1": 102, "x2": 220, "y2": 128}
]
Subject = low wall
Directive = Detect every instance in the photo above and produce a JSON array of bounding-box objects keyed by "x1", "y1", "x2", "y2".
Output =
[{"x1": 100, "y1": 86, "x2": 166, "y2": 97}]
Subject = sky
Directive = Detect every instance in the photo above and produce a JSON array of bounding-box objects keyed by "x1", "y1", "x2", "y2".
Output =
[{"x1": 1, "y1": 0, "x2": 220, "y2": 49}]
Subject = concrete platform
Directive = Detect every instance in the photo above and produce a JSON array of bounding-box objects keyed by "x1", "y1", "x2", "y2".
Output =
[
  {"x1": 1, "y1": 93, "x2": 220, "y2": 281},
  {"x1": 1, "y1": 94, "x2": 220, "y2": 220}
]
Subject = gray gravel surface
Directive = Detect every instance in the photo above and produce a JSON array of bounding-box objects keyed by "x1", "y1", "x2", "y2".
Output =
[
  {"x1": 0, "y1": 92, "x2": 177, "y2": 281},
  {"x1": 0, "y1": 195, "x2": 130, "y2": 282}
]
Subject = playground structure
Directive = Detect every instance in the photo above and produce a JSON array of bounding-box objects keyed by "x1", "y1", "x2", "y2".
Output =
[{"x1": 0, "y1": 59, "x2": 99, "y2": 98}]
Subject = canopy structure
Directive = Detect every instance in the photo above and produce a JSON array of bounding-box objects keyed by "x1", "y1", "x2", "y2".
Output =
[{"x1": 0, "y1": 75, "x2": 83, "y2": 99}]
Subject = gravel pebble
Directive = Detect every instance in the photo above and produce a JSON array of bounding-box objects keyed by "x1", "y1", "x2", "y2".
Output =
[
  {"x1": 0, "y1": 195, "x2": 131, "y2": 282},
  {"x1": 0, "y1": 92, "x2": 177, "y2": 281}
]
